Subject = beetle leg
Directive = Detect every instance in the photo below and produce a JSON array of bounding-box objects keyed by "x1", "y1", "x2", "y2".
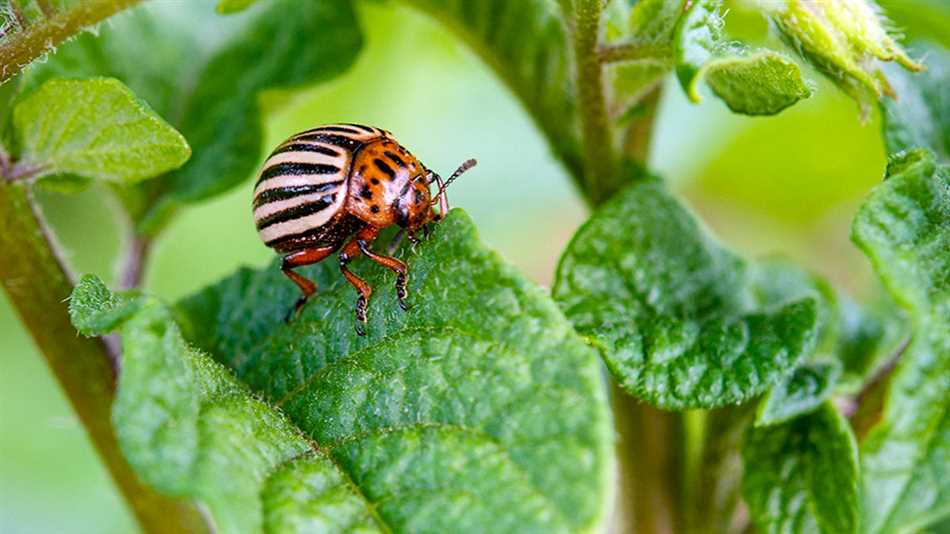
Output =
[
  {"x1": 281, "y1": 246, "x2": 336, "y2": 322},
  {"x1": 339, "y1": 233, "x2": 375, "y2": 336},
  {"x1": 358, "y1": 235, "x2": 410, "y2": 312}
]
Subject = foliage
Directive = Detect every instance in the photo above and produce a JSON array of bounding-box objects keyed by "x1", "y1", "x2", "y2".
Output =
[{"x1": 1, "y1": 0, "x2": 948, "y2": 532}]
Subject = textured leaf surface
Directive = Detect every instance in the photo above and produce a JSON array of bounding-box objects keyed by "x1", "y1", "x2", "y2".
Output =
[
  {"x1": 755, "y1": 360, "x2": 841, "y2": 427},
  {"x1": 553, "y1": 180, "x2": 819, "y2": 409},
  {"x1": 174, "y1": 210, "x2": 613, "y2": 532},
  {"x1": 400, "y1": 0, "x2": 583, "y2": 177},
  {"x1": 69, "y1": 276, "x2": 376, "y2": 534},
  {"x1": 743, "y1": 403, "x2": 860, "y2": 534},
  {"x1": 881, "y1": 42, "x2": 950, "y2": 162},
  {"x1": 25, "y1": 0, "x2": 362, "y2": 229},
  {"x1": 852, "y1": 149, "x2": 950, "y2": 533},
  {"x1": 674, "y1": 0, "x2": 810, "y2": 115},
  {"x1": 12, "y1": 79, "x2": 189, "y2": 184}
]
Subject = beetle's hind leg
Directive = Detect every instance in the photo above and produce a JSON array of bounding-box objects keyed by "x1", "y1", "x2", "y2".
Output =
[
  {"x1": 338, "y1": 234, "x2": 375, "y2": 336},
  {"x1": 281, "y1": 246, "x2": 336, "y2": 322},
  {"x1": 358, "y1": 237, "x2": 410, "y2": 311}
]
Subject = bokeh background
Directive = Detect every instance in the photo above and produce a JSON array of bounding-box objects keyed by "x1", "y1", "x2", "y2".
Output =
[{"x1": 2, "y1": 0, "x2": 928, "y2": 531}]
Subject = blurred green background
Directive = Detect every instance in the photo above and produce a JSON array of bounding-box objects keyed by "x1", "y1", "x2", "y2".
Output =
[{"x1": 1, "y1": 1, "x2": 894, "y2": 532}]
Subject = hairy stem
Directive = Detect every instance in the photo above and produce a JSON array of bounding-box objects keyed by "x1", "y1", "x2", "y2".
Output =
[
  {"x1": 0, "y1": 182, "x2": 209, "y2": 533},
  {"x1": 569, "y1": 0, "x2": 622, "y2": 205},
  {"x1": 0, "y1": 0, "x2": 143, "y2": 83}
]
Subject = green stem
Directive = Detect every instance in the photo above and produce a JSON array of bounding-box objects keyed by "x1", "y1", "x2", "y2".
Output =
[
  {"x1": 611, "y1": 387, "x2": 686, "y2": 534},
  {"x1": 0, "y1": 0, "x2": 143, "y2": 84},
  {"x1": 570, "y1": 0, "x2": 622, "y2": 205},
  {"x1": 0, "y1": 182, "x2": 209, "y2": 533}
]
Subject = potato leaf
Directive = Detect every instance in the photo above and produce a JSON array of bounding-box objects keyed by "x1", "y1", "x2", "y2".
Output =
[
  {"x1": 11, "y1": 78, "x2": 189, "y2": 184},
  {"x1": 553, "y1": 179, "x2": 819, "y2": 409},
  {"x1": 852, "y1": 149, "x2": 950, "y2": 533},
  {"x1": 167, "y1": 210, "x2": 614, "y2": 532},
  {"x1": 743, "y1": 403, "x2": 860, "y2": 534},
  {"x1": 674, "y1": 0, "x2": 811, "y2": 116},
  {"x1": 881, "y1": 42, "x2": 950, "y2": 163}
]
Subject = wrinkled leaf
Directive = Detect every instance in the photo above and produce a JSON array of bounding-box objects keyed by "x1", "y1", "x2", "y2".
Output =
[
  {"x1": 881, "y1": 42, "x2": 950, "y2": 162},
  {"x1": 70, "y1": 276, "x2": 375, "y2": 533},
  {"x1": 11, "y1": 78, "x2": 190, "y2": 184},
  {"x1": 553, "y1": 179, "x2": 819, "y2": 409},
  {"x1": 743, "y1": 403, "x2": 860, "y2": 534},
  {"x1": 675, "y1": 0, "x2": 810, "y2": 115},
  {"x1": 756, "y1": 360, "x2": 841, "y2": 427},
  {"x1": 171, "y1": 210, "x2": 613, "y2": 532},
  {"x1": 400, "y1": 0, "x2": 583, "y2": 177},
  {"x1": 25, "y1": 0, "x2": 363, "y2": 230},
  {"x1": 852, "y1": 149, "x2": 950, "y2": 533}
]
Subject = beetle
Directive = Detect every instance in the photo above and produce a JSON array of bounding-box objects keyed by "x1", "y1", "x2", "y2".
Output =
[{"x1": 252, "y1": 123, "x2": 476, "y2": 335}]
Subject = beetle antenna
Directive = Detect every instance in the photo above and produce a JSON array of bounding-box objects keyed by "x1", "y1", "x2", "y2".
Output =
[{"x1": 431, "y1": 158, "x2": 477, "y2": 203}]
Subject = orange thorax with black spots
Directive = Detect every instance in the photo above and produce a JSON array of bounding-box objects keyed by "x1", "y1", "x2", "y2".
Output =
[{"x1": 347, "y1": 138, "x2": 433, "y2": 230}]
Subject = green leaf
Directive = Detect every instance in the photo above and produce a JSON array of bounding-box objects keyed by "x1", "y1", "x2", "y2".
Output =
[
  {"x1": 11, "y1": 78, "x2": 190, "y2": 184},
  {"x1": 881, "y1": 42, "x2": 950, "y2": 162},
  {"x1": 674, "y1": 0, "x2": 811, "y2": 116},
  {"x1": 25, "y1": 0, "x2": 363, "y2": 230},
  {"x1": 70, "y1": 276, "x2": 374, "y2": 533},
  {"x1": 835, "y1": 291, "x2": 908, "y2": 393},
  {"x1": 399, "y1": 0, "x2": 583, "y2": 177},
  {"x1": 553, "y1": 179, "x2": 820, "y2": 409},
  {"x1": 852, "y1": 149, "x2": 950, "y2": 533},
  {"x1": 743, "y1": 403, "x2": 860, "y2": 534},
  {"x1": 69, "y1": 274, "x2": 144, "y2": 336},
  {"x1": 755, "y1": 360, "x2": 841, "y2": 427},
  {"x1": 170, "y1": 210, "x2": 612, "y2": 532}
]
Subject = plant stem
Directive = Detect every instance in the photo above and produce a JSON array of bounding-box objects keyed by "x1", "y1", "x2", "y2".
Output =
[
  {"x1": 570, "y1": 0, "x2": 624, "y2": 205},
  {"x1": 0, "y1": 182, "x2": 209, "y2": 534},
  {"x1": 119, "y1": 233, "x2": 152, "y2": 289},
  {"x1": 612, "y1": 387, "x2": 685, "y2": 534},
  {"x1": 0, "y1": 0, "x2": 143, "y2": 84}
]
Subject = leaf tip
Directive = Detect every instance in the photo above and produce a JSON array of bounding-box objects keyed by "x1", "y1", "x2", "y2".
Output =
[{"x1": 69, "y1": 275, "x2": 143, "y2": 336}]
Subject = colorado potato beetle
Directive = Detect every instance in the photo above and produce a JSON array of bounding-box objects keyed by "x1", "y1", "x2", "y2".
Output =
[{"x1": 252, "y1": 123, "x2": 476, "y2": 335}]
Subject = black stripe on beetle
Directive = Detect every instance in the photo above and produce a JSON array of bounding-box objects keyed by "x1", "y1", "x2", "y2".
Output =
[
  {"x1": 258, "y1": 162, "x2": 341, "y2": 183},
  {"x1": 384, "y1": 151, "x2": 406, "y2": 168},
  {"x1": 373, "y1": 158, "x2": 396, "y2": 179},
  {"x1": 253, "y1": 182, "x2": 343, "y2": 209},
  {"x1": 293, "y1": 133, "x2": 361, "y2": 150},
  {"x1": 341, "y1": 123, "x2": 376, "y2": 133},
  {"x1": 256, "y1": 194, "x2": 336, "y2": 230},
  {"x1": 272, "y1": 143, "x2": 341, "y2": 157}
]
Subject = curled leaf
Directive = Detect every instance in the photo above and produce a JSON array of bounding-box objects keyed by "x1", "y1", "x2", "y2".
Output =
[{"x1": 675, "y1": 0, "x2": 811, "y2": 115}]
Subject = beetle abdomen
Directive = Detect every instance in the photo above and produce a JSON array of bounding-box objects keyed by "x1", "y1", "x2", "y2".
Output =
[{"x1": 252, "y1": 124, "x2": 390, "y2": 249}]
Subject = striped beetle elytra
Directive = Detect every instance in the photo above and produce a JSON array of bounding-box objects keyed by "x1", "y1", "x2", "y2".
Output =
[{"x1": 252, "y1": 123, "x2": 476, "y2": 335}]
